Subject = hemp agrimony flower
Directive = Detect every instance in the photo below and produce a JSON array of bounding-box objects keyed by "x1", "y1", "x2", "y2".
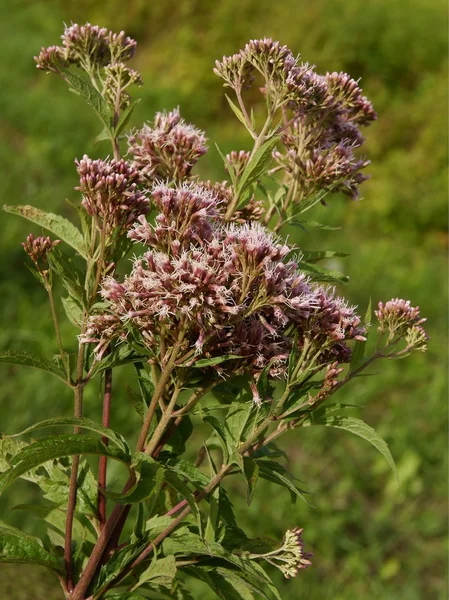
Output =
[{"x1": 0, "y1": 23, "x2": 428, "y2": 600}]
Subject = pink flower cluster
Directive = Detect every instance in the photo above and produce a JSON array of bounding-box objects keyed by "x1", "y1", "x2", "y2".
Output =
[
  {"x1": 84, "y1": 184, "x2": 365, "y2": 383},
  {"x1": 127, "y1": 108, "x2": 208, "y2": 182}
]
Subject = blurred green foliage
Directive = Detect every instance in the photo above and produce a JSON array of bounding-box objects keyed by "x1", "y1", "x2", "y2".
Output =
[{"x1": 0, "y1": 0, "x2": 447, "y2": 598}]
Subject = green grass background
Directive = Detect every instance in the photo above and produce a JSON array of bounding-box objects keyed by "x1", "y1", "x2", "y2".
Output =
[{"x1": 0, "y1": 0, "x2": 447, "y2": 598}]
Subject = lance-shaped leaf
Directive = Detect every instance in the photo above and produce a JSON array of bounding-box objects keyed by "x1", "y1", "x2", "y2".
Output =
[
  {"x1": 236, "y1": 137, "x2": 280, "y2": 205},
  {"x1": 0, "y1": 522, "x2": 64, "y2": 573},
  {"x1": 303, "y1": 415, "x2": 398, "y2": 480},
  {"x1": 90, "y1": 346, "x2": 147, "y2": 377},
  {"x1": 299, "y1": 260, "x2": 349, "y2": 284},
  {"x1": 47, "y1": 249, "x2": 86, "y2": 304},
  {"x1": 301, "y1": 249, "x2": 350, "y2": 263},
  {"x1": 106, "y1": 453, "x2": 165, "y2": 504},
  {"x1": 6, "y1": 416, "x2": 130, "y2": 457},
  {"x1": 131, "y1": 555, "x2": 177, "y2": 591},
  {"x1": 187, "y1": 354, "x2": 244, "y2": 368},
  {"x1": 255, "y1": 460, "x2": 312, "y2": 506},
  {"x1": 58, "y1": 65, "x2": 112, "y2": 133},
  {"x1": 0, "y1": 434, "x2": 131, "y2": 494},
  {"x1": 0, "y1": 350, "x2": 68, "y2": 384},
  {"x1": 3, "y1": 204, "x2": 87, "y2": 258},
  {"x1": 243, "y1": 458, "x2": 259, "y2": 506}
]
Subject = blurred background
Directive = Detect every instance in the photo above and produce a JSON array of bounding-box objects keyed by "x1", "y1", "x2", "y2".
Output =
[{"x1": 0, "y1": 0, "x2": 447, "y2": 598}]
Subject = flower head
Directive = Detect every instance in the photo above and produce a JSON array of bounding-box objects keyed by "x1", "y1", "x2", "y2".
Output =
[
  {"x1": 375, "y1": 298, "x2": 427, "y2": 349},
  {"x1": 75, "y1": 155, "x2": 149, "y2": 236},
  {"x1": 249, "y1": 527, "x2": 312, "y2": 578},
  {"x1": 128, "y1": 108, "x2": 208, "y2": 182},
  {"x1": 22, "y1": 234, "x2": 60, "y2": 274},
  {"x1": 129, "y1": 182, "x2": 220, "y2": 251}
]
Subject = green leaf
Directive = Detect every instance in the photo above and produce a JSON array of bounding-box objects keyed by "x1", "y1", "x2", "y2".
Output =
[
  {"x1": 299, "y1": 260, "x2": 349, "y2": 284},
  {"x1": 184, "y1": 565, "x2": 260, "y2": 600},
  {"x1": 58, "y1": 65, "x2": 112, "y2": 133},
  {"x1": 205, "y1": 485, "x2": 220, "y2": 542},
  {"x1": 12, "y1": 503, "x2": 92, "y2": 550},
  {"x1": 0, "y1": 434, "x2": 130, "y2": 495},
  {"x1": 61, "y1": 296, "x2": 83, "y2": 327},
  {"x1": 290, "y1": 220, "x2": 342, "y2": 231},
  {"x1": 0, "y1": 522, "x2": 64, "y2": 573},
  {"x1": 301, "y1": 250, "x2": 350, "y2": 263},
  {"x1": 189, "y1": 355, "x2": 244, "y2": 368},
  {"x1": 0, "y1": 350, "x2": 67, "y2": 384},
  {"x1": 202, "y1": 415, "x2": 229, "y2": 463},
  {"x1": 215, "y1": 144, "x2": 236, "y2": 186},
  {"x1": 48, "y1": 248, "x2": 86, "y2": 304},
  {"x1": 114, "y1": 99, "x2": 141, "y2": 137},
  {"x1": 131, "y1": 555, "x2": 177, "y2": 591},
  {"x1": 3, "y1": 204, "x2": 87, "y2": 258},
  {"x1": 350, "y1": 299, "x2": 372, "y2": 372},
  {"x1": 236, "y1": 137, "x2": 280, "y2": 203},
  {"x1": 94, "y1": 537, "x2": 150, "y2": 593},
  {"x1": 169, "y1": 460, "x2": 210, "y2": 489},
  {"x1": 243, "y1": 458, "x2": 259, "y2": 506},
  {"x1": 256, "y1": 460, "x2": 312, "y2": 506},
  {"x1": 106, "y1": 453, "x2": 164, "y2": 504},
  {"x1": 90, "y1": 345, "x2": 146, "y2": 377},
  {"x1": 105, "y1": 594, "x2": 147, "y2": 600},
  {"x1": 7, "y1": 416, "x2": 130, "y2": 456},
  {"x1": 225, "y1": 94, "x2": 251, "y2": 130},
  {"x1": 304, "y1": 415, "x2": 398, "y2": 480}
]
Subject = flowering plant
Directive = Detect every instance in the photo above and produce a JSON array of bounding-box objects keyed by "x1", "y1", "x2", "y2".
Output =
[{"x1": 0, "y1": 24, "x2": 427, "y2": 600}]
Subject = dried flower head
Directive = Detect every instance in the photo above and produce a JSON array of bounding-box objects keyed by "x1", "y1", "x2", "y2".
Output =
[
  {"x1": 22, "y1": 234, "x2": 60, "y2": 274},
  {"x1": 128, "y1": 108, "x2": 208, "y2": 182},
  {"x1": 75, "y1": 155, "x2": 149, "y2": 236}
]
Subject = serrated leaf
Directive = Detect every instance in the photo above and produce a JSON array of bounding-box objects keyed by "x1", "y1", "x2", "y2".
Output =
[
  {"x1": 304, "y1": 415, "x2": 398, "y2": 480},
  {"x1": 189, "y1": 354, "x2": 244, "y2": 368},
  {"x1": 299, "y1": 260, "x2": 349, "y2": 284},
  {"x1": 12, "y1": 503, "x2": 91, "y2": 550},
  {"x1": 106, "y1": 453, "x2": 164, "y2": 504},
  {"x1": 47, "y1": 248, "x2": 85, "y2": 303},
  {"x1": 7, "y1": 416, "x2": 130, "y2": 456},
  {"x1": 131, "y1": 555, "x2": 177, "y2": 591},
  {"x1": 205, "y1": 485, "x2": 220, "y2": 542},
  {"x1": 202, "y1": 415, "x2": 229, "y2": 463},
  {"x1": 169, "y1": 460, "x2": 210, "y2": 489},
  {"x1": 301, "y1": 250, "x2": 350, "y2": 263},
  {"x1": 0, "y1": 434, "x2": 130, "y2": 495},
  {"x1": 256, "y1": 460, "x2": 312, "y2": 506},
  {"x1": 243, "y1": 458, "x2": 259, "y2": 506},
  {"x1": 3, "y1": 204, "x2": 87, "y2": 258},
  {"x1": 61, "y1": 295, "x2": 83, "y2": 327},
  {"x1": 236, "y1": 137, "x2": 280, "y2": 203},
  {"x1": 59, "y1": 65, "x2": 112, "y2": 133},
  {"x1": 0, "y1": 350, "x2": 68, "y2": 384},
  {"x1": 90, "y1": 345, "x2": 146, "y2": 377},
  {"x1": 0, "y1": 522, "x2": 64, "y2": 573}
]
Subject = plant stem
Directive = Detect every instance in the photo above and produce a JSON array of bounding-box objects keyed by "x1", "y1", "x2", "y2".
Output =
[
  {"x1": 64, "y1": 327, "x2": 87, "y2": 592},
  {"x1": 135, "y1": 332, "x2": 185, "y2": 453},
  {"x1": 98, "y1": 367, "x2": 112, "y2": 528}
]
